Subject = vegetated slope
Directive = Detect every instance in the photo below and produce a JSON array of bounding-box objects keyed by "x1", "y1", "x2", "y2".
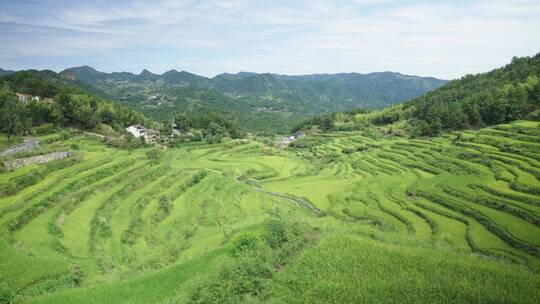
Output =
[
  {"x1": 0, "y1": 70, "x2": 247, "y2": 148},
  {"x1": 0, "y1": 70, "x2": 155, "y2": 137},
  {"x1": 409, "y1": 53, "x2": 540, "y2": 135},
  {"x1": 60, "y1": 66, "x2": 446, "y2": 133},
  {"x1": 1, "y1": 120, "x2": 539, "y2": 303},
  {"x1": 293, "y1": 53, "x2": 540, "y2": 136}
]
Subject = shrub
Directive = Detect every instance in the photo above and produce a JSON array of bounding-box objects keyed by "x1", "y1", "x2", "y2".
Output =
[
  {"x1": 33, "y1": 123, "x2": 55, "y2": 134},
  {"x1": 67, "y1": 265, "x2": 83, "y2": 287},
  {"x1": 204, "y1": 134, "x2": 222, "y2": 144},
  {"x1": 189, "y1": 253, "x2": 274, "y2": 304},
  {"x1": 189, "y1": 220, "x2": 314, "y2": 304},
  {"x1": 361, "y1": 128, "x2": 384, "y2": 140},
  {"x1": 341, "y1": 146, "x2": 359, "y2": 154},
  {"x1": 146, "y1": 147, "x2": 164, "y2": 160},
  {"x1": 0, "y1": 279, "x2": 13, "y2": 304},
  {"x1": 59, "y1": 131, "x2": 70, "y2": 140},
  {"x1": 265, "y1": 220, "x2": 288, "y2": 249},
  {"x1": 152, "y1": 195, "x2": 173, "y2": 223},
  {"x1": 231, "y1": 231, "x2": 264, "y2": 256},
  {"x1": 526, "y1": 109, "x2": 540, "y2": 121},
  {"x1": 103, "y1": 136, "x2": 142, "y2": 150}
]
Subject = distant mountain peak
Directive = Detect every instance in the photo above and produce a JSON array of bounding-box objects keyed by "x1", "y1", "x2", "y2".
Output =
[
  {"x1": 213, "y1": 71, "x2": 259, "y2": 80},
  {"x1": 140, "y1": 69, "x2": 155, "y2": 76},
  {"x1": 163, "y1": 69, "x2": 179, "y2": 75},
  {"x1": 60, "y1": 65, "x2": 104, "y2": 81},
  {"x1": 67, "y1": 65, "x2": 99, "y2": 73}
]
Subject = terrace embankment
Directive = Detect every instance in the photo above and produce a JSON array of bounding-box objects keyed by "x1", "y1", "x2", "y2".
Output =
[{"x1": 3, "y1": 151, "x2": 72, "y2": 169}]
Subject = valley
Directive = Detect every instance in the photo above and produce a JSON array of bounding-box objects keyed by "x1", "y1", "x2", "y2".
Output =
[{"x1": 60, "y1": 67, "x2": 446, "y2": 133}]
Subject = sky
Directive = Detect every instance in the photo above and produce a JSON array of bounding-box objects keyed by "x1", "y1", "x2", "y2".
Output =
[{"x1": 0, "y1": 0, "x2": 539, "y2": 79}]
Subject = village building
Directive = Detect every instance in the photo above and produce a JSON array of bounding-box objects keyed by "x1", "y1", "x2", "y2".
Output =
[
  {"x1": 144, "y1": 129, "x2": 159, "y2": 144},
  {"x1": 171, "y1": 125, "x2": 182, "y2": 137},
  {"x1": 289, "y1": 131, "x2": 306, "y2": 140},
  {"x1": 277, "y1": 137, "x2": 293, "y2": 148},
  {"x1": 276, "y1": 131, "x2": 307, "y2": 148},
  {"x1": 126, "y1": 124, "x2": 160, "y2": 144},
  {"x1": 126, "y1": 124, "x2": 147, "y2": 138},
  {"x1": 16, "y1": 93, "x2": 40, "y2": 104}
]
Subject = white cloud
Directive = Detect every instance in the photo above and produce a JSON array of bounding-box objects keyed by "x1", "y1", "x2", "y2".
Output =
[{"x1": 0, "y1": 0, "x2": 539, "y2": 78}]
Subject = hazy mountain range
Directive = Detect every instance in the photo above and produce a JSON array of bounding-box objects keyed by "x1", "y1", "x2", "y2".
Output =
[{"x1": 0, "y1": 68, "x2": 15, "y2": 76}]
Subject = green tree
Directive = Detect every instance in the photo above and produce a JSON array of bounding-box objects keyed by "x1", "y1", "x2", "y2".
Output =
[
  {"x1": 174, "y1": 114, "x2": 192, "y2": 133},
  {"x1": 55, "y1": 92, "x2": 77, "y2": 126},
  {"x1": 207, "y1": 122, "x2": 223, "y2": 136},
  {"x1": 97, "y1": 104, "x2": 117, "y2": 125},
  {"x1": 0, "y1": 91, "x2": 31, "y2": 141},
  {"x1": 146, "y1": 147, "x2": 164, "y2": 160},
  {"x1": 76, "y1": 103, "x2": 99, "y2": 129},
  {"x1": 27, "y1": 100, "x2": 54, "y2": 126}
]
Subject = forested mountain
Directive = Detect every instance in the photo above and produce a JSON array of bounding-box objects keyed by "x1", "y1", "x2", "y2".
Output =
[
  {"x1": 294, "y1": 54, "x2": 540, "y2": 136},
  {"x1": 6, "y1": 53, "x2": 537, "y2": 137},
  {"x1": 60, "y1": 66, "x2": 446, "y2": 133},
  {"x1": 410, "y1": 54, "x2": 540, "y2": 135}
]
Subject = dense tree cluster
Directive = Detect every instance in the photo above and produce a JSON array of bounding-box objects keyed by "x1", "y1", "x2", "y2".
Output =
[
  {"x1": 292, "y1": 105, "x2": 411, "y2": 133},
  {"x1": 409, "y1": 54, "x2": 540, "y2": 135},
  {"x1": 292, "y1": 113, "x2": 336, "y2": 132},
  {"x1": 174, "y1": 111, "x2": 245, "y2": 144},
  {"x1": 0, "y1": 71, "x2": 153, "y2": 141}
]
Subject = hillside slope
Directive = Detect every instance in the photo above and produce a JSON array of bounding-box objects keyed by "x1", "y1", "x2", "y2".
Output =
[
  {"x1": 410, "y1": 53, "x2": 540, "y2": 135},
  {"x1": 0, "y1": 70, "x2": 155, "y2": 139},
  {"x1": 293, "y1": 54, "x2": 540, "y2": 136}
]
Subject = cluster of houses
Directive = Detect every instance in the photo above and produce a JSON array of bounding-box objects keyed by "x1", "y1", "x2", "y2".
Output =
[
  {"x1": 126, "y1": 124, "x2": 160, "y2": 144},
  {"x1": 126, "y1": 119, "x2": 197, "y2": 145},
  {"x1": 126, "y1": 122, "x2": 307, "y2": 148},
  {"x1": 16, "y1": 93, "x2": 53, "y2": 104}
]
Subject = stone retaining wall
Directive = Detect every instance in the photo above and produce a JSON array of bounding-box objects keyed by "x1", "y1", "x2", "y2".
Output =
[
  {"x1": 4, "y1": 151, "x2": 72, "y2": 170},
  {"x1": 1, "y1": 140, "x2": 40, "y2": 156}
]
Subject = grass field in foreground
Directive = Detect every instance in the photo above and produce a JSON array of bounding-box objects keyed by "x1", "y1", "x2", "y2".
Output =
[{"x1": 1, "y1": 121, "x2": 540, "y2": 303}]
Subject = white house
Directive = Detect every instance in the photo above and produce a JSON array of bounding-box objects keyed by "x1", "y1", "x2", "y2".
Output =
[
  {"x1": 289, "y1": 131, "x2": 306, "y2": 141},
  {"x1": 126, "y1": 124, "x2": 160, "y2": 144},
  {"x1": 126, "y1": 124, "x2": 147, "y2": 138}
]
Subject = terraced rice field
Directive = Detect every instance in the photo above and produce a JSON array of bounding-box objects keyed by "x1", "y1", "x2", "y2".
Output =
[{"x1": 1, "y1": 120, "x2": 540, "y2": 303}]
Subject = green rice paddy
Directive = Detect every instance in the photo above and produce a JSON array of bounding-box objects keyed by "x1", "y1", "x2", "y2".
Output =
[{"x1": 1, "y1": 121, "x2": 540, "y2": 303}]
